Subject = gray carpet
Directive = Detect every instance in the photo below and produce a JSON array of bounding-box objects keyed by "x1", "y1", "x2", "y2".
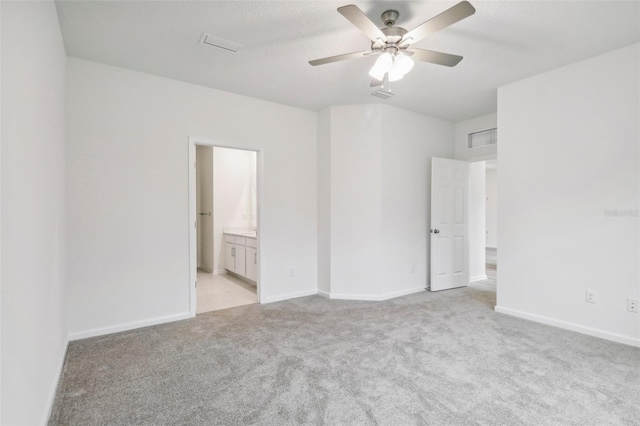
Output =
[{"x1": 49, "y1": 288, "x2": 640, "y2": 425}]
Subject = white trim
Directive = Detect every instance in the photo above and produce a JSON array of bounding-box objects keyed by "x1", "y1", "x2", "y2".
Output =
[
  {"x1": 188, "y1": 140, "x2": 197, "y2": 317},
  {"x1": 469, "y1": 281, "x2": 496, "y2": 291},
  {"x1": 68, "y1": 312, "x2": 191, "y2": 341},
  {"x1": 213, "y1": 268, "x2": 226, "y2": 275},
  {"x1": 225, "y1": 269, "x2": 257, "y2": 287},
  {"x1": 470, "y1": 274, "x2": 488, "y2": 282},
  {"x1": 197, "y1": 266, "x2": 213, "y2": 274},
  {"x1": 330, "y1": 287, "x2": 425, "y2": 302},
  {"x1": 494, "y1": 305, "x2": 640, "y2": 348},
  {"x1": 380, "y1": 286, "x2": 425, "y2": 300},
  {"x1": 329, "y1": 293, "x2": 382, "y2": 301},
  {"x1": 188, "y1": 137, "x2": 264, "y2": 318},
  {"x1": 261, "y1": 289, "x2": 318, "y2": 304},
  {"x1": 42, "y1": 338, "x2": 69, "y2": 425},
  {"x1": 317, "y1": 289, "x2": 330, "y2": 298}
]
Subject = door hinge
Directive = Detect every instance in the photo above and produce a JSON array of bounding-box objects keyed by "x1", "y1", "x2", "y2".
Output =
[{"x1": 195, "y1": 281, "x2": 197, "y2": 288}]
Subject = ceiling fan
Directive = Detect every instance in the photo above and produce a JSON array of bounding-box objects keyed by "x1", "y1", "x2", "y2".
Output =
[{"x1": 309, "y1": 2, "x2": 476, "y2": 87}]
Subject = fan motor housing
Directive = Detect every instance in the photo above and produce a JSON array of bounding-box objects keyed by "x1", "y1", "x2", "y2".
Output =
[
  {"x1": 381, "y1": 10, "x2": 399, "y2": 27},
  {"x1": 372, "y1": 26, "x2": 407, "y2": 49}
]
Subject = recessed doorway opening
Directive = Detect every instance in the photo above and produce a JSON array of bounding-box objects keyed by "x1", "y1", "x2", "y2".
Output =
[
  {"x1": 188, "y1": 138, "x2": 261, "y2": 316},
  {"x1": 468, "y1": 158, "x2": 497, "y2": 293},
  {"x1": 484, "y1": 159, "x2": 497, "y2": 288}
]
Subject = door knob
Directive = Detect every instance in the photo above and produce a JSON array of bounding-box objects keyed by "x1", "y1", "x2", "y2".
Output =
[
  {"x1": 199, "y1": 212, "x2": 211, "y2": 216},
  {"x1": 431, "y1": 229, "x2": 440, "y2": 234}
]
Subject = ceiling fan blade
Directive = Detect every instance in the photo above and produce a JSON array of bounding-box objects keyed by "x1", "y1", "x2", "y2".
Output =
[
  {"x1": 408, "y1": 48, "x2": 463, "y2": 67},
  {"x1": 309, "y1": 51, "x2": 371, "y2": 66},
  {"x1": 338, "y1": 5, "x2": 387, "y2": 43},
  {"x1": 410, "y1": 48, "x2": 462, "y2": 67},
  {"x1": 400, "y1": 1, "x2": 475, "y2": 46}
]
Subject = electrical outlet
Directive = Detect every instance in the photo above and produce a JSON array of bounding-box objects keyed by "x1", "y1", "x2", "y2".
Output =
[
  {"x1": 628, "y1": 299, "x2": 638, "y2": 313},
  {"x1": 289, "y1": 268, "x2": 295, "y2": 277},
  {"x1": 585, "y1": 290, "x2": 596, "y2": 304}
]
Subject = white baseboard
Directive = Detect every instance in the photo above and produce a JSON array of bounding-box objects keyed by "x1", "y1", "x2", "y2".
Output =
[
  {"x1": 494, "y1": 305, "x2": 640, "y2": 348},
  {"x1": 197, "y1": 266, "x2": 213, "y2": 273},
  {"x1": 330, "y1": 287, "x2": 425, "y2": 302},
  {"x1": 69, "y1": 312, "x2": 191, "y2": 341},
  {"x1": 262, "y1": 289, "x2": 319, "y2": 304},
  {"x1": 213, "y1": 268, "x2": 226, "y2": 274},
  {"x1": 317, "y1": 289, "x2": 330, "y2": 298},
  {"x1": 43, "y1": 337, "x2": 69, "y2": 425},
  {"x1": 469, "y1": 281, "x2": 496, "y2": 291},
  {"x1": 379, "y1": 286, "x2": 425, "y2": 300},
  {"x1": 330, "y1": 292, "x2": 382, "y2": 301},
  {"x1": 225, "y1": 270, "x2": 257, "y2": 286},
  {"x1": 470, "y1": 274, "x2": 488, "y2": 282}
]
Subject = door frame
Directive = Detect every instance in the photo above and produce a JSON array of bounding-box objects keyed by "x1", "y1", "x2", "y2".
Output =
[{"x1": 188, "y1": 137, "x2": 263, "y2": 317}]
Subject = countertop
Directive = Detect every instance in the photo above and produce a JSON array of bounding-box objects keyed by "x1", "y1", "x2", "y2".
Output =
[{"x1": 224, "y1": 230, "x2": 257, "y2": 239}]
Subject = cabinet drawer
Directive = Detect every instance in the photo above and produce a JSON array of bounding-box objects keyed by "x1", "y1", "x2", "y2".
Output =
[
  {"x1": 246, "y1": 237, "x2": 257, "y2": 249},
  {"x1": 235, "y1": 236, "x2": 246, "y2": 246},
  {"x1": 224, "y1": 234, "x2": 235, "y2": 243}
]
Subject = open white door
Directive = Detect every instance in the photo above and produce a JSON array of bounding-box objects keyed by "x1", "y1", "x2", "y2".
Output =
[
  {"x1": 196, "y1": 146, "x2": 214, "y2": 272},
  {"x1": 430, "y1": 158, "x2": 470, "y2": 291}
]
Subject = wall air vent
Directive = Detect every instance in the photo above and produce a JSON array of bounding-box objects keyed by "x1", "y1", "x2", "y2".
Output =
[
  {"x1": 199, "y1": 33, "x2": 243, "y2": 53},
  {"x1": 468, "y1": 128, "x2": 497, "y2": 149}
]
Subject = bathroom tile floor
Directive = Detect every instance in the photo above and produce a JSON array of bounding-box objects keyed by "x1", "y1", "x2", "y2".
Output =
[{"x1": 196, "y1": 270, "x2": 257, "y2": 314}]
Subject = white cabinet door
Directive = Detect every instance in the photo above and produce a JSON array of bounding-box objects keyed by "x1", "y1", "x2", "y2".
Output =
[
  {"x1": 235, "y1": 244, "x2": 246, "y2": 277},
  {"x1": 225, "y1": 242, "x2": 235, "y2": 273},
  {"x1": 245, "y1": 247, "x2": 258, "y2": 282}
]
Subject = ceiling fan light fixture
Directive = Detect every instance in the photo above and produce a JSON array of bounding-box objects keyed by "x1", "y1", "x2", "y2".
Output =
[
  {"x1": 311, "y1": 3, "x2": 476, "y2": 89},
  {"x1": 386, "y1": 55, "x2": 413, "y2": 81},
  {"x1": 395, "y1": 55, "x2": 415, "y2": 74},
  {"x1": 388, "y1": 67, "x2": 405, "y2": 82},
  {"x1": 368, "y1": 52, "x2": 393, "y2": 81}
]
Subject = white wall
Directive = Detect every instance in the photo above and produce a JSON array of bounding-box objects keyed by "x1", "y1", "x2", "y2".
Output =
[
  {"x1": 317, "y1": 108, "x2": 331, "y2": 296},
  {"x1": 380, "y1": 105, "x2": 455, "y2": 296},
  {"x1": 497, "y1": 43, "x2": 639, "y2": 346},
  {"x1": 212, "y1": 147, "x2": 255, "y2": 273},
  {"x1": 320, "y1": 104, "x2": 455, "y2": 299},
  {"x1": 468, "y1": 162, "x2": 487, "y2": 281},
  {"x1": 1, "y1": 1, "x2": 68, "y2": 424},
  {"x1": 485, "y1": 167, "x2": 498, "y2": 248},
  {"x1": 66, "y1": 58, "x2": 317, "y2": 338},
  {"x1": 454, "y1": 113, "x2": 497, "y2": 162},
  {"x1": 328, "y1": 105, "x2": 384, "y2": 298}
]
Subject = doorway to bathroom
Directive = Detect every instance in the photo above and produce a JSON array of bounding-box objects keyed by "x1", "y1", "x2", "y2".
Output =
[{"x1": 188, "y1": 138, "x2": 260, "y2": 316}]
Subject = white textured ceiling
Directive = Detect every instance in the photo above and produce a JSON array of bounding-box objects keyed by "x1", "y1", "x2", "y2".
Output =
[{"x1": 55, "y1": 1, "x2": 639, "y2": 122}]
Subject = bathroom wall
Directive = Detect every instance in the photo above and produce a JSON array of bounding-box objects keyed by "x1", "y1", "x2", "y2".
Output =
[{"x1": 212, "y1": 147, "x2": 256, "y2": 273}]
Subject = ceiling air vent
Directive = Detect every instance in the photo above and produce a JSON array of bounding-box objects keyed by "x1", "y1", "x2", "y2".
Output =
[
  {"x1": 468, "y1": 128, "x2": 497, "y2": 149},
  {"x1": 371, "y1": 89, "x2": 394, "y2": 100},
  {"x1": 200, "y1": 33, "x2": 243, "y2": 53}
]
